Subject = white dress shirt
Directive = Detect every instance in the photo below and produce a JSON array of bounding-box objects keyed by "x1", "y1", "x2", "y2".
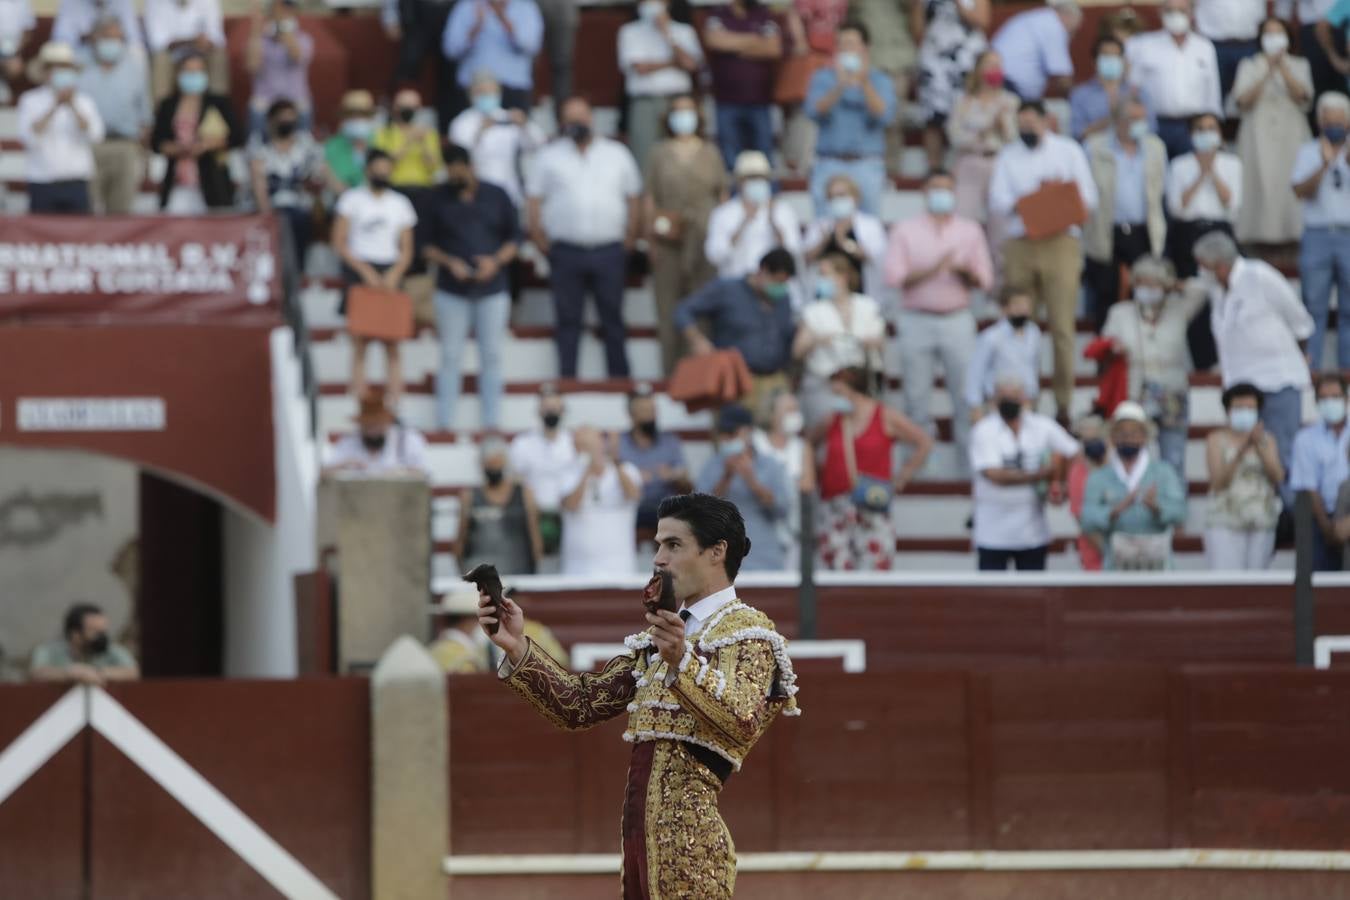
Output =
[
  {"x1": 1165, "y1": 151, "x2": 1243, "y2": 221},
  {"x1": 143, "y1": 0, "x2": 225, "y2": 52},
  {"x1": 509, "y1": 428, "x2": 578, "y2": 511},
  {"x1": 988, "y1": 131, "x2": 1099, "y2": 239},
  {"x1": 704, "y1": 198, "x2": 803, "y2": 278},
  {"x1": 16, "y1": 86, "x2": 105, "y2": 183},
  {"x1": 618, "y1": 19, "x2": 703, "y2": 97},
  {"x1": 678, "y1": 583, "x2": 738, "y2": 638},
  {"x1": 1193, "y1": 0, "x2": 1265, "y2": 41},
  {"x1": 1289, "y1": 139, "x2": 1350, "y2": 229},
  {"x1": 447, "y1": 108, "x2": 546, "y2": 208},
  {"x1": 970, "y1": 411, "x2": 1080, "y2": 550},
  {"x1": 326, "y1": 427, "x2": 431, "y2": 475},
  {"x1": 1125, "y1": 31, "x2": 1222, "y2": 118},
  {"x1": 1211, "y1": 257, "x2": 1314, "y2": 392},
  {"x1": 559, "y1": 459, "x2": 642, "y2": 577},
  {"x1": 799, "y1": 293, "x2": 887, "y2": 378},
  {"x1": 527, "y1": 137, "x2": 642, "y2": 246}
]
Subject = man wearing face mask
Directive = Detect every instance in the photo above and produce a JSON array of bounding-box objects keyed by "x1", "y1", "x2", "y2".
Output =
[
  {"x1": 1191, "y1": 0, "x2": 1265, "y2": 100},
  {"x1": 1069, "y1": 35, "x2": 1156, "y2": 141},
  {"x1": 325, "y1": 388, "x2": 431, "y2": 477},
  {"x1": 17, "y1": 42, "x2": 104, "y2": 213},
  {"x1": 1123, "y1": 0, "x2": 1222, "y2": 158},
  {"x1": 696, "y1": 404, "x2": 790, "y2": 571},
  {"x1": 31, "y1": 603, "x2": 139, "y2": 685},
  {"x1": 1291, "y1": 92, "x2": 1350, "y2": 372},
  {"x1": 1291, "y1": 374, "x2": 1350, "y2": 571},
  {"x1": 244, "y1": 0, "x2": 313, "y2": 140},
  {"x1": 509, "y1": 385, "x2": 578, "y2": 556},
  {"x1": 969, "y1": 373, "x2": 1079, "y2": 571},
  {"x1": 455, "y1": 441, "x2": 542, "y2": 576},
  {"x1": 442, "y1": 0, "x2": 544, "y2": 112},
  {"x1": 76, "y1": 18, "x2": 151, "y2": 215},
  {"x1": 447, "y1": 70, "x2": 546, "y2": 208},
  {"x1": 618, "y1": 0, "x2": 703, "y2": 175},
  {"x1": 619, "y1": 383, "x2": 691, "y2": 530},
  {"x1": 705, "y1": 150, "x2": 803, "y2": 282},
  {"x1": 885, "y1": 168, "x2": 994, "y2": 471}
]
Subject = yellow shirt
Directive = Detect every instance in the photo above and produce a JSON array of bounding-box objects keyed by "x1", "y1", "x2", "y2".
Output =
[{"x1": 372, "y1": 124, "x2": 444, "y2": 188}]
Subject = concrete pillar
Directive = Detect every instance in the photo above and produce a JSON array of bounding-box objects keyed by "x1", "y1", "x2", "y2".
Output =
[
  {"x1": 320, "y1": 476, "x2": 431, "y2": 672},
  {"x1": 370, "y1": 636, "x2": 449, "y2": 900}
]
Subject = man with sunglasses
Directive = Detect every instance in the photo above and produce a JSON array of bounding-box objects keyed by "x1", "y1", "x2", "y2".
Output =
[{"x1": 1292, "y1": 91, "x2": 1350, "y2": 371}]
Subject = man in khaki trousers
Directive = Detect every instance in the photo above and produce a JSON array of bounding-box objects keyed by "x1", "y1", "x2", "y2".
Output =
[{"x1": 78, "y1": 18, "x2": 151, "y2": 214}]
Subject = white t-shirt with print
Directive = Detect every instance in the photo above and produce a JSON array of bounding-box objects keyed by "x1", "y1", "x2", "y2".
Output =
[{"x1": 335, "y1": 186, "x2": 418, "y2": 265}]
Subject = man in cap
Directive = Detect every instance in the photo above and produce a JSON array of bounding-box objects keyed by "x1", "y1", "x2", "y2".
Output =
[
  {"x1": 17, "y1": 41, "x2": 105, "y2": 213},
  {"x1": 324, "y1": 387, "x2": 431, "y2": 476},
  {"x1": 430, "y1": 583, "x2": 564, "y2": 673},
  {"x1": 704, "y1": 150, "x2": 802, "y2": 280}
]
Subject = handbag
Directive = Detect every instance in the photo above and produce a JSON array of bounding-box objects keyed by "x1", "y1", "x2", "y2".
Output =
[
  {"x1": 650, "y1": 208, "x2": 684, "y2": 244},
  {"x1": 842, "y1": 412, "x2": 894, "y2": 513},
  {"x1": 1109, "y1": 531, "x2": 1171, "y2": 570},
  {"x1": 346, "y1": 285, "x2": 414, "y2": 342}
]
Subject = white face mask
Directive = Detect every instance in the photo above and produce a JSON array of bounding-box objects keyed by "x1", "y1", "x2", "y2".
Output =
[
  {"x1": 1162, "y1": 10, "x2": 1190, "y2": 35},
  {"x1": 1135, "y1": 285, "x2": 1165, "y2": 306},
  {"x1": 1261, "y1": 33, "x2": 1288, "y2": 56},
  {"x1": 1229, "y1": 407, "x2": 1259, "y2": 433},
  {"x1": 780, "y1": 411, "x2": 804, "y2": 435}
]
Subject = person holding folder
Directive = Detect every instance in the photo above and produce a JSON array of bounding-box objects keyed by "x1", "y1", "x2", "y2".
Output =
[{"x1": 988, "y1": 99, "x2": 1098, "y2": 425}]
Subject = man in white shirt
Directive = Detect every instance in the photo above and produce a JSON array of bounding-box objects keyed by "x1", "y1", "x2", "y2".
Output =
[
  {"x1": 1193, "y1": 0, "x2": 1264, "y2": 98},
  {"x1": 508, "y1": 385, "x2": 578, "y2": 555},
  {"x1": 559, "y1": 426, "x2": 643, "y2": 577},
  {"x1": 988, "y1": 99, "x2": 1098, "y2": 422},
  {"x1": 1125, "y1": 0, "x2": 1222, "y2": 158},
  {"x1": 1197, "y1": 230, "x2": 1313, "y2": 479},
  {"x1": 618, "y1": 0, "x2": 702, "y2": 175},
  {"x1": 143, "y1": 0, "x2": 228, "y2": 101},
  {"x1": 17, "y1": 42, "x2": 105, "y2": 214},
  {"x1": 989, "y1": 0, "x2": 1082, "y2": 101},
  {"x1": 324, "y1": 388, "x2": 432, "y2": 477},
  {"x1": 447, "y1": 70, "x2": 546, "y2": 209},
  {"x1": 704, "y1": 149, "x2": 803, "y2": 283},
  {"x1": 1163, "y1": 111, "x2": 1241, "y2": 285},
  {"x1": 969, "y1": 373, "x2": 1079, "y2": 570},
  {"x1": 527, "y1": 96, "x2": 642, "y2": 379},
  {"x1": 1291, "y1": 92, "x2": 1350, "y2": 372}
]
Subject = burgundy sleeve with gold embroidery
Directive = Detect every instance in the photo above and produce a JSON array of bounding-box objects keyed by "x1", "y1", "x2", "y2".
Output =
[
  {"x1": 669, "y1": 640, "x2": 778, "y2": 745},
  {"x1": 502, "y1": 637, "x2": 638, "y2": 731}
]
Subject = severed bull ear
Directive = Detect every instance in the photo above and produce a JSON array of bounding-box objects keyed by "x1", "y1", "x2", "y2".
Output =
[
  {"x1": 642, "y1": 570, "x2": 678, "y2": 615},
  {"x1": 464, "y1": 563, "x2": 504, "y2": 635}
]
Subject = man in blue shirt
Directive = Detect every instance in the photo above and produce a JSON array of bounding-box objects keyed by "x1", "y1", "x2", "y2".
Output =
[
  {"x1": 990, "y1": 0, "x2": 1082, "y2": 101},
  {"x1": 1291, "y1": 373, "x2": 1350, "y2": 571},
  {"x1": 442, "y1": 0, "x2": 544, "y2": 110},
  {"x1": 1069, "y1": 35, "x2": 1156, "y2": 141},
  {"x1": 696, "y1": 403, "x2": 790, "y2": 571},
  {"x1": 804, "y1": 21, "x2": 896, "y2": 216},
  {"x1": 619, "y1": 382, "x2": 691, "y2": 529},
  {"x1": 77, "y1": 17, "x2": 151, "y2": 214}
]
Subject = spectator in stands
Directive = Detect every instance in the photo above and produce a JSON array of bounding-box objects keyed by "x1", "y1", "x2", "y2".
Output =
[
  {"x1": 989, "y1": 99, "x2": 1098, "y2": 424},
  {"x1": 1193, "y1": 0, "x2": 1264, "y2": 99},
  {"x1": 150, "y1": 51, "x2": 239, "y2": 214},
  {"x1": 1292, "y1": 92, "x2": 1350, "y2": 371},
  {"x1": 989, "y1": 0, "x2": 1080, "y2": 102},
  {"x1": 244, "y1": 0, "x2": 313, "y2": 139},
  {"x1": 1069, "y1": 35, "x2": 1156, "y2": 142},
  {"x1": 0, "y1": 0, "x2": 35, "y2": 104},
  {"x1": 705, "y1": 151, "x2": 803, "y2": 280},
  {"x1": 969, "y1": 372, "x2": 1078, "y2": 570},
  {"x1": 702, "y1": 0, "x2": 783, "y2": 168},
  {"x1": 793, "y1": 251, "x2": 886, "y2": 426},
  {"x1": 383, "y1": 0, "x2": 461, "y2": 132},
  {"x1": 325, "y1": 388, "x2": 431, "y2": 476},
  {"x1": 442, "y1": 0, "x2": 544, "y2": 112},
  {"x1": 143, "y1": 0, "x2": 226, "y2": 101},
  {"x1": 618, "y1": 0, "x2": 703, "y2": 176},
  {"x1": 886, "y1": 169, "x2": 993, "y2": 471},
  {"x1": 455, "y1": 439, "x2": 542, "y2": 575},
  {"x1": 1198, "y1": 230, "x2": 1312, "y2": 479},
  {"x1": 18, "y1": 43, "x2": 104, "y2": 214},
  {"x1": 805, "y1": 20, "x2": 897, "y2": 215},
  {"x1": 1124, "y1": 0, "x2": 1222, "y2": 158},
  {"x1": 1101, "y1": 256, "x2": 1207, "y2": 477},
  {"x1": 1232, "y1": 19, "x2": 1312, "y2": 246},
  {"x1": 536, "y1": 0, "x2": 578, "y2": 117},
  {"x1": 947, "y1": 50, "x2": 1018, "y2": 225},
  {"x1": 509, "y1": 385, "x2": 577, "y2": 556},
  {"x1": 851, "y1": 0, "x2": 918, "y2": 178},
  {"x1": 51, "y1": 0, "x2": 141, "y2": 50},
  {"x1": 560, "y1": 427, "x2": 643, "y2": 576},
  {"x1": 697, "y1": 403, "x2": 791, "y2": 571},
  {"x1": 618, "y1": 382, "x2": 691, "y2": 530},
  {"x1": 813, "y1": 366, "x2": 931, "y2": 571},
  {"x1": 802, "y1": 173, "x2": 888, "y2": 297},
  {"x1": 1205, "y1": 383, "x2": 1284, "y2": 570},
  {"x1": 1310, "y1": 0, "x2": 1350, "y2": 105},
  {"x1": 754, "y1": 388, "x2": 816, "y2": 568},
  {"x1": 423, "y1": 144, "x2": 519, "y2": 433},
  {"x1": 676, "y1": 248, "x2": 798, "y2": 414},
  {"x1": 527, "y1": 96, "x2": 641, "y2": 379},
  {"x1": 1082, "y1": 97, "x2": 1168, "y2": 327},
  {"x1": 448, "y1": 71, "x2": 546, "y2": 209},
  {"x1": 77, "y1": 19, "x2": 151, "y2": 216},
  {"x1": 1068, "y1": 414, "x2": 1107, "y2": 570},
  {"x1": 645, "y1": 94, "x2": 728, "y2": 374},
  {"x1": 1166, "y1": 114, "x2": 1243, "y2": 280},
  {"x1": 332, "y1": 150, "x2": 418, "y2": 404},
  {"x1": 249, "y1": 99, "x2": 324, "y2": 269},
  {"x1": 429, "y1": 585, "x2": 494, "y2": 673},
  {"x1": 30, "y1": 603, "x2": 139, "y2": 684},
  {"x1": 374, "y1": 89, "x2": 445, "y2": 192},
  {"x1": 1291, "y1": 373, "x2": 1350, "y2": 570},
  {"x1": 1081, "y1": 401, "x2": 1186, "y2": 570},
  {"x1": 325, "y1": 90, "x2": 375, "y2": 192},
  {"x1": 912, "y1": 0, "x2": 989, "y2": 170},
  {"x1": 965, "y1": 286, "x2": 1041, "y2": 421}
]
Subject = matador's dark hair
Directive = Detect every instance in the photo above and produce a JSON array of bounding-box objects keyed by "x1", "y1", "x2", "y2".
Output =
[{"x1": 656, "y1": 493, "x2": 751, "y2": 580}]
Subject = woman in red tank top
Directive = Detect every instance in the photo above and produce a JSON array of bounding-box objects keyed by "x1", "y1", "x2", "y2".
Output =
[{"x1": 811, "y1": 366, "x2": 933, "y2": 570}]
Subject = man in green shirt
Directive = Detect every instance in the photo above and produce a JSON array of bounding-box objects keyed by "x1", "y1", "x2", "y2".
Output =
[{"x1": 30, "y1": 603, "x2": 139, "y2": 685}]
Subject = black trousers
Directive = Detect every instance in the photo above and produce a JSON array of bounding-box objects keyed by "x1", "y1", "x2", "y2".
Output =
[
  {"x1": 29, "y1": 179, "x2": 92, "y2": 214},
  {"x1": 977, "y1": 545, "x2": 1049, "y2": 571},
  {"x1": 548, "y1": 241, "x2": 630, "y2": 378},
  {"x1": 392, "y1": 0, "x2": 464, "y2": 134},
  {"x1": 1084, "y1": 223, "x2": 1152, "y2": 329}
]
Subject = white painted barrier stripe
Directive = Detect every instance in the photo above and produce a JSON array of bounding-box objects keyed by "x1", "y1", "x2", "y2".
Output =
[
  {"x1": 0, "y1": 687, "x2": 85, "y2": 809},
  {"x1": 443, "y1": 849, "x2": 1350, "y2": 876},
  {"x1": 88, "y1": 689, "x2": 339, "y2": 900}
]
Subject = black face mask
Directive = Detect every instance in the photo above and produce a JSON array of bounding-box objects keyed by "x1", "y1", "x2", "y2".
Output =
[
  {"x1": 484, "y1": 468, "x2": 505, "y2": 486},
  {"x1": 86, "y1": 632, "x2": 110, "y2": 655},
  {"x1": 1083, "y1": 438, "x2": 1107, "y2": 463},
  {"x1": 396, "y1": 107, "x2": 416, "y2": 124},
  {"x1": 446, "y1": 176, "x2": 469, "y2": 192},
  {"x1": 564, "y1": 122, "x2": 591, "y2": 143},
  {"x1": 1019, "y1": 130, "x2": 1040, "y2": 149},
  {"x1": 368, "y1": 175, "x2": 390, "y2": 191},
  {"x1": 637, "y1": 420, "x2": 658, "y2": 438},
  {"x1": 997, "y1": 399, "x2": 1022, "y2": 423},
  {"x1": 542, "y1": 412, "x2": 561, "y2": 429},
  {"x1": 273, "y1": 119, "x2": 298, "y2": 138},
  {"x1": 1008, "y1": 314, "x2": 1029, "y2": 330},
  {"x1": 1116, "y1": 443, "x2": 1142, "y2": 461},
  {"x1": 361, "y1": 433, "x2": 387, "y2": 451}
]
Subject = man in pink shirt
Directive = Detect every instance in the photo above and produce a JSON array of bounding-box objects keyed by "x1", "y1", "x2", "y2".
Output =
[{"x1": 885, "y1": 169, "x2": 995, "y2": 473}]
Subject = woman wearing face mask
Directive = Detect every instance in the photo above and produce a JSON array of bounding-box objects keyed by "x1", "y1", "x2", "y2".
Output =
[
  {"x1": 911, "y1": 0, "x2": 991, "y2": 170},
  {"x1": 1080, "y1": 401, "x2": 1186, "y2": 570},
  {"x1": 447, "y1": 71, "x2": 546, "y2": 209},
  {"x1": 455, "y1": 440, "x2": 543, "y2": 575},
  {"x1": 644, "y1": 94, "x2": 728, "y2": 375},
  {"x1": 793, "y1": 252, "x2": 887, "y2": 426},
  {"x1": 946, "y1": 49, "x2": 1018, "y2": 226},
  {"x1": 325, "y1": 90, "x2": 376, "y2": 192},
  {"x1": 151, "y1": 51, "x2": 240, "y2": 212},
  {"x1": 802, "y1": 174, "x2": 889, "y2": 296},
  {"x1": 1203, "y1": 383, "x2": 1283, "y2": 570},
  {"x1": 1164, "y1": 112, "x2": 1242, "y2": 279},
  {"x1": 249, "y1": 98, "x2": 326, "y2": 268},
  {"x1": 754, "y1": 389, "x2": 818, "y2": 569},
  {"x1": 373, "y1": 88, "x2": 445, "y2": 190},
  {"x1": 1099, "y1": 255, "x2": 1206, "y2": 477},
  {"x1": 1231, "y1": 17, "x2": 1312, "y2": 245},
  {"x1": 1067, "y1": 415, "x2": 1108, "y2": 570},
  {"x1": 811, "y1": 366, "x2": 932, "y2": 571},
  {"x1": 617, "y1": 0, "x2": 703, "y2": 176}
]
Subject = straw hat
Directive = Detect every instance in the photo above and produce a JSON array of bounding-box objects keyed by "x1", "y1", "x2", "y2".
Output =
[{"x1": 351, "y1": 388, "x2": 395, "y2": 427}]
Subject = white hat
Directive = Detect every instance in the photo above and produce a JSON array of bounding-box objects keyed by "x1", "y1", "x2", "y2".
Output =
[
  {"x1": 38, "y1": 42, "x2": 79, "y2": 69},
  {"x1": 1111, "y1": 400, "x2": 1149, "y2": 425},
  {"x1": 437, "y1": 584, "x2": 481, "y2": 616},
  {"x1": 733, "y1": 150, "x2": 772, "y2": 179}
]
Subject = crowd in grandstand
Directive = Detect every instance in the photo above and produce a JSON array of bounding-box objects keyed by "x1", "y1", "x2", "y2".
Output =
[{"x1": 4, "y1": 0, "x2": 1350, "y2": 578}]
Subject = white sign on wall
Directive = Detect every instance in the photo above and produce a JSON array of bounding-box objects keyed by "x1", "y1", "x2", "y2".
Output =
[{"x1": 16, "y1": 398, "x2": 167, "y2": 432}]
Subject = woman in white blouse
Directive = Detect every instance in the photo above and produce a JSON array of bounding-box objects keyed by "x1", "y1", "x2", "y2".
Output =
[
  {"x1": 1164, "y1": 112, "x2": 1243, "y2": 278},
  {"x1": 792, "y1": 251, "x2": 887, "y2": 426},
  {"x1": 801, "y1": 173, "x2": 890, "y2": 299}
]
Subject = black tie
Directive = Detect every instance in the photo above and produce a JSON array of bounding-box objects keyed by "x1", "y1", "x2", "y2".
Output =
[{"x1": 679, "y1": 610, "x2": 691, "y2": 623}]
